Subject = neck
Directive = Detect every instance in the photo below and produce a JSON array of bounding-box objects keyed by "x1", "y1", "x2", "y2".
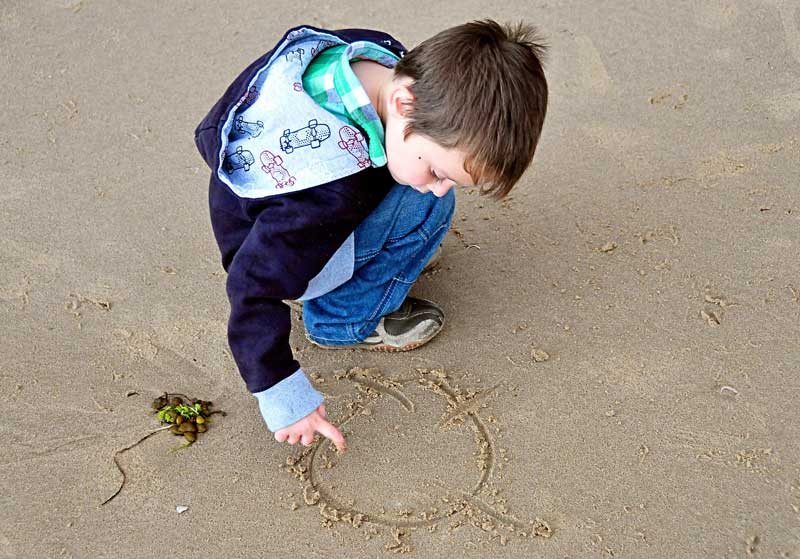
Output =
[{"x1": 351, "y1": 60, "x2": 395, "y2": 123}]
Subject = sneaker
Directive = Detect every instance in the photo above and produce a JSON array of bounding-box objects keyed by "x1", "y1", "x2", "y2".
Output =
[{"x1": 307, "y1": 297, "x2": 445, "y2": 352}]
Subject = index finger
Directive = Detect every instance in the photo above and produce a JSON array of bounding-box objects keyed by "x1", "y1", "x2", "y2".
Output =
[{"x1": 316, "y1": 419, "x2": 347, "y2": 453}]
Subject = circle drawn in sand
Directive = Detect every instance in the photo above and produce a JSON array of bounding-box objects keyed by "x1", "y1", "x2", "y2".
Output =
[{"x1": 283, "y1": 368, "x2": 552, "y2": 548}]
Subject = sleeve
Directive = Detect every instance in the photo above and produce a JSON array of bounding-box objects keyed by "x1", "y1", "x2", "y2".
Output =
[
  {"x1": 224, "y1": 181, "x2": 382, "y2": 430},
  {"x1": 253, "y1": 369, "x2": 323, "y2": 431}
]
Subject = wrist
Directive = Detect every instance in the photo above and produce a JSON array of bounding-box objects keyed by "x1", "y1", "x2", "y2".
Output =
[{"x1": 253, "y1": 368, "x2": 324, "y2": 431}]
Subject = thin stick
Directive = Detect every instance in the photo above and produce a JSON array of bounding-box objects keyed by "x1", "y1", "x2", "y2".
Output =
[{"x1": 100, "y1": 425, "x2": 172, "y2": 506}]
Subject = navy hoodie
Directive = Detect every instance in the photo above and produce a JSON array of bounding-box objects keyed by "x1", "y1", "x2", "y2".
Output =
[{"x1": 194, "y1": 26, "x2": 406, "y2": 429}]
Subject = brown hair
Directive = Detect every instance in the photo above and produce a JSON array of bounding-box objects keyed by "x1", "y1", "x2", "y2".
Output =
[{"x1": 394, "y1": 20, "x2": 548, "y2": 198}]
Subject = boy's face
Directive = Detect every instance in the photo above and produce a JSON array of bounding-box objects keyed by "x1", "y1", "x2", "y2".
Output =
[{"x1": 382, "y1": 81, "x2": 475, "y2": 197}]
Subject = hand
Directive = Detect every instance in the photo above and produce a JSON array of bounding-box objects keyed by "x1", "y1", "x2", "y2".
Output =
[{"x1": 274, "y1": 404, "x2": 346, "y2": 453}]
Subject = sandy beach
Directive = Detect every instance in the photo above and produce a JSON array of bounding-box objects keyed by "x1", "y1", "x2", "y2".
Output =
[{"x1": 2, "y1": 1, "x2": 799, "y2": 557}]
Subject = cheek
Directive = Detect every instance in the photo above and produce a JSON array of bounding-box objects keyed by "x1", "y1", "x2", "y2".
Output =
[
  {"x1": 400, "y1": 164, "x2": 431, "y2": 187},
  {"x1": 384, "y1": 131, "x2": 405, "y2": 177},
  {"x1": 386, "y1": 139, "x2": 426, "y2": 185}
]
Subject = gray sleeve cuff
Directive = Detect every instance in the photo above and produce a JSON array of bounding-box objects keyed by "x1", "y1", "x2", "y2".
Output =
[{"x1": 253, "y1": 368, "x2": 324, "y2": 432}]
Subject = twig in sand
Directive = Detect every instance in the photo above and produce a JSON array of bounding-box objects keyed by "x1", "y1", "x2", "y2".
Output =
[{"x1": 100, "y1": 425, "x2": 172, "y2": 506}]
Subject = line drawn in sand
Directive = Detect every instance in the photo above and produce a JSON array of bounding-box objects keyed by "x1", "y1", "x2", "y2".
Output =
[{"x1": 282, "y1": 367, "x2": 552, "y2": 552}]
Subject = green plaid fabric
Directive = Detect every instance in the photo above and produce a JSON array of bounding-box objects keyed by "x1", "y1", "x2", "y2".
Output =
[{"x1": 302, "y1": 42, "x2": 399, "y2": 167}]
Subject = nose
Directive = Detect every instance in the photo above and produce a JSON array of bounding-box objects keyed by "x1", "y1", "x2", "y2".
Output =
[{"x1": 429, "y1": 181, "x2": 454, "y2": 198}]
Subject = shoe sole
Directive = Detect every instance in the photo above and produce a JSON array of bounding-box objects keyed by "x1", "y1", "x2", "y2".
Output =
[{"x1": 307, "y1": 316, "x2": 444, "y2": 352}]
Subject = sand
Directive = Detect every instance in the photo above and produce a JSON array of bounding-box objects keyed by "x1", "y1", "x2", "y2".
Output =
[{"x1": 2, "y1": 1, "x2": 800, "y2": 557}]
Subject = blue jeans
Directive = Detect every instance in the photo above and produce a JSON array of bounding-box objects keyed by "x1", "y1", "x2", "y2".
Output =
[{"x1": 303, "y1": 183, "x2": 455, "y2": 345}]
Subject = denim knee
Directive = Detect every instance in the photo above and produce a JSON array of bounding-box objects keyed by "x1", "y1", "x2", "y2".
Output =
[
  {"x1": 303, "y1": 188, "x2": 456, "y2": 344},
  {"x1": 437, "y1": 189, "x2": 456, "y2": 221},
  {"x1": 422, "y1": 188, "x2": 455, "y2": 239},
  {"x1": 392, "y1": 188, "x2": 455, "y2": 243}
]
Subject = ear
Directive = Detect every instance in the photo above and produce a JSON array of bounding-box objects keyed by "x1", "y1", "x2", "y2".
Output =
[{"x1": 387, "y1": 83, "x2": 415, "y2": 118}]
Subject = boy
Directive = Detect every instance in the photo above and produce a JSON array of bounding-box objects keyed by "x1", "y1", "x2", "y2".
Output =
[{"x1": 194, "y1": 20, "x2": 548, "y2": 452}]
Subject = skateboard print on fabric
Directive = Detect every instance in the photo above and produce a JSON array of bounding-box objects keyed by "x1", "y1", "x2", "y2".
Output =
[
  {"x1": 234, "y1": 115, "x2": 264, "y2": 138},
  {"x1": 310, "y1": 39, "x2": 338, "y2": 58},
  {"x1": 284, "y1": 47, "x2": 305, "y2": 64},
  {"x1": 338, "y1": 125, "x2": 371, "y2": 168},
  {"x1": 223, "y1": 146, "x2": 255, "y2": 173},
  {"x1": 239, "y1": 86, "x2": 259, "y2": 109},
  {"x1": 280, "y1": 119, "x2": 331, "y2": 154},
  {"x1": 260, "y1": 150, "x2": 296, "y2": 189}
]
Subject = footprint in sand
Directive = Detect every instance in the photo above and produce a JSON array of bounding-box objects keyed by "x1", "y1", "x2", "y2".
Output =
[
  {"x1": 765, "y1": 0, "x2": 800, "y2": 64},
  {"x1": 573, "y1": 35, "x2": 611, "y2": 96},
  {"x1": 752, "y1": 1, "x2": 800, "y2": 120},
  {"x1": 555, "y1": 32, "x2": 611, "y2": 97},
  {"x1": 693, "y1": 0, "x2": 739, "y2": 30},
  {"x1": 282, "y1": 367, "x2": 552, "y2": 549},
  {"x1": 110, "y1": 328, "x2": 212, "y2": 387}
]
